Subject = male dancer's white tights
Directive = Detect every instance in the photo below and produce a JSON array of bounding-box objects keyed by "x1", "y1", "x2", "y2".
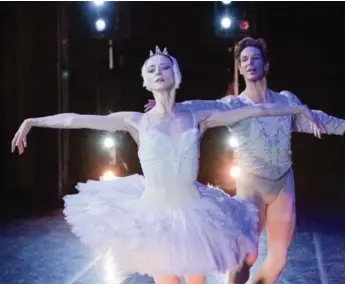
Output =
[{"x1": 229, "y1": 169, "x2": 296, "y2": 284}]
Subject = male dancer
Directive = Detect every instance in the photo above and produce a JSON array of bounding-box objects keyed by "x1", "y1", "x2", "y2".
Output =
[{"x1": 144, "y1": 37, "x2": 345, "y2": 283}]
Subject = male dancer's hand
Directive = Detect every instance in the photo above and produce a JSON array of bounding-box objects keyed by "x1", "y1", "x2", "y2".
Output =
[
  {"x1": 301, "y1": 105, "x2": 327, "y2": 138},
  {"x1": 144, "y1": 100, "x2": 155, "y2": 112}
]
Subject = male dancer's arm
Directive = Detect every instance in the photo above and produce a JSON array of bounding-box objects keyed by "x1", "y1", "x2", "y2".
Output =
[{"x1": 280, "y1": 90, "x2": 345, "y2": 135}]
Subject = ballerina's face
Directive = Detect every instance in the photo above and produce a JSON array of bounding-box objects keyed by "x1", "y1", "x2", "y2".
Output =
[{"x1": 144, "y1": 55, "x2": 175, "y2": 91}]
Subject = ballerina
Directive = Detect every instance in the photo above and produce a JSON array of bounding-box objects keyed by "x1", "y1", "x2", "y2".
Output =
[{"x1": 11, "y1": 46, "x2": 323, "y2": 284}]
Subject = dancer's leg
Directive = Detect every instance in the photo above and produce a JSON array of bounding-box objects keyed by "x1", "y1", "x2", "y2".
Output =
[
  {"x1": 154, "y1": 276, "x2": 181, "y2": 284},
  {"x1": 252, "y1": 171, "x2": 296, "y2": 284},
  {"x1": 228, "y1": 176, "x2": 267, "y2": 284},
  {"x1": 228, "y1": 201, "x2": 265, "y2": 284},
  {"x1": 185, "y1": 275, "x2": 206, "y2": 284}
]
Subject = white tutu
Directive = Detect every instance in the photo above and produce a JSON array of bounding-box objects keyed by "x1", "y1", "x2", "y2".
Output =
[
  {"x1": 63, "y1": 174, "x2": 258, "y2": 276},
  {"x1": 64, "y1": 116, "x2": 259, "y2": 276}
]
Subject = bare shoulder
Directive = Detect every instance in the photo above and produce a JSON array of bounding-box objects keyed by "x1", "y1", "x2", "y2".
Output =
[
  {"x1": 126, "y1": 111, "x2": 143, "y2": 123},
  {"x1": 108, "y1": 111, "x2": 143, "y2": 129},
  {"x1": 109, "y1": 111, "x2": 142, "y2": 120}
]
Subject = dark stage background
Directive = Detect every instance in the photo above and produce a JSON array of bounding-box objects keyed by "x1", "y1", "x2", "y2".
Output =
[{"x1": 0, "y1": 2, "x2": 344, "y2": 221}]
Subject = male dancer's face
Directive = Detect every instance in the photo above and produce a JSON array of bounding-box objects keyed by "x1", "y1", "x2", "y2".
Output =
[{"x1": 238, "y1": 46, "x2": 268, "y2": 82}]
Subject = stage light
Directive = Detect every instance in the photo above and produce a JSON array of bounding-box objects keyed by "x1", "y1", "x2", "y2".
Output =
[
  {"x1": 100, "y1": 170, "x2": 118, "y2": 181},
  {"x1": 230, "y1": 166, "x2": 241, "y2": 178},
  {"x1": 95, "y1": 18, "x2": 106, "y2": 32},
  {"x1": 239, "y1": 20, "x2": 250, "y2": 31},
  {"x1": 220, "y1": 16, "x2": 232, "y2": 29},
  {"x1": 103, "y1": 137, "x2": 115, "y2": 149},
  {"x1": 93, "y1": 0, "x2": 105, "y2": 7},
  {"x1": 228, "y1": 136, "x2": 239, "y2": 148}
]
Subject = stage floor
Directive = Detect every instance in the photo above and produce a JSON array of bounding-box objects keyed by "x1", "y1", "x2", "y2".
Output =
[{"x1": 0, "y1": 210, "x2": 344, "y2": 284}]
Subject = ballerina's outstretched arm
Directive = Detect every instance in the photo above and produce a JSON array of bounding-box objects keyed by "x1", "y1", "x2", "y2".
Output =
[
  {"x1": 11, "y1": 112, "x2": 139, "y2": 155},
  {"x1": 198, "y1": 103, "x2": 326, "y2": 138},
  {"x1": 280, "y1": 90, "x2": 345, "y2": 136}
]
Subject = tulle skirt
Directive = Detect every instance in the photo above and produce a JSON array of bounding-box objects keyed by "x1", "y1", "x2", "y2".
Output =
[{"x1": 63, "y1": 174, "x2": 258, "y2": 276}]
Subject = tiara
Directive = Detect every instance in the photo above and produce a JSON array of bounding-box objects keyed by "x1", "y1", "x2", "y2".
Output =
[{"x1": 149, "y1": 46, "x2": 169, "y2": 57}]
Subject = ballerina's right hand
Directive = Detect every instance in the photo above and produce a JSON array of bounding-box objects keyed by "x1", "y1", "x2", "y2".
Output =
[
  {"x1": 144, "y1": 99, "x2": 156, "y2": 112},
  {"x1": 11, "y1": 118, "x2": 34, "y2": 154},
  {"x1": 300, "y1": 105, "x2": 326, "y2": 139}
]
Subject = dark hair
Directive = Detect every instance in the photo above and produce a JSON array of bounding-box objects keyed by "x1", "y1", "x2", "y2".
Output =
[{"x1": 234, "y1": 37, "x2": 269, "y2": 63}]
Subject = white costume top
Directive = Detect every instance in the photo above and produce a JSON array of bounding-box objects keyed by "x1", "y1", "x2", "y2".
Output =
[{"x1": 180, "y1": 90, "x2": 345, "y2": 180}]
